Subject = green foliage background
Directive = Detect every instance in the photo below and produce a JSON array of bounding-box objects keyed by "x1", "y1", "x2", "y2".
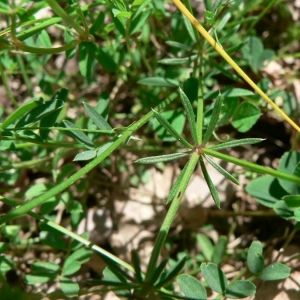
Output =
[{"x1": 0, "y1": 0, "x2": 299, "y2": 298}]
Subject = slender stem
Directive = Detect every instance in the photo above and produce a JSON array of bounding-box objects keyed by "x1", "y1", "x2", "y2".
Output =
[
  {"x1": 16, "y1": 54, "x2": 33, "y2": 96},
  {"x1": 45, "y1": 0, "x2": 87, "y2": 38},
  {"x1": 0, "y1": 61, "x2": 18, "y2": 107},
  {"x1": 172, "y1": 0, "x2": 300, "y2": 133},
  {"x1": 196, "y1": 58, "x2": 204, "y2": 144},
  {"x1": 203, "y1": 148, "x2": 300, "y2": 185},
  {"x1": 5, "y1": 126, "x2": 112, "y2": 134},
  {"x1": 0, "y1": 196, "x2": 135, "y2": 273},
  {"x1": 14, "y1": 39, "x2": 80, "y2": 55},
  {"x1": 249, "y1": 0, "x2": 277, "y2": 30},
  {"x1": 75, "y1": 0, "x2": 89, "y2": 34},
  {"x1": 210, "y1": 210, "x2": 276, "y2": 217},
  {"x1": 274, "y1": 228, "x2": 297, "y2": 263},
  {"x1": 0, "y1": 136, "x2": 84, "y2": 149},
  {"x1": 0, "y1": 96, "x2": 175, "y2": 225},
  {"x1": 134, "y1": 37, "x2": 153, "y2": 74},
  {"x1": 291, "y1": 132, "x2": 300, "y2": 152},
  {"x1": 145, "y1": 153, "x2": 199, "y2": 282},
  {"x1": 196, "y1": 97, "x2": 203, "y2": 145},
  {"x1": 0, "y1": 156, "x2": 52, "y2": 171}
]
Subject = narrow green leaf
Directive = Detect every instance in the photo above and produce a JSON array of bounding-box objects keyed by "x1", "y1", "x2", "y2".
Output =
[
  {"x1": 158, "y1": 55, "x2": 197, "y2": 65},
  {"x1": 0, "y1": 97, "x2": 43, "y2": 130},
  {"x1": 183, "y1": 14, "x2": 196, "y2": 42},
  {"x1": 223, "y1": 87, "x2": 255, "y2": 98},
  {"x1": 152, "y1": 110, "x2": 185, "y2": 142},
  {"x1": 101, "y1": 257, "x2": 135, "y2": 283},
  {"x1": 129, "y1": 8, "x2": 152, "y2": 35},
  {"x1": 259, "y1": 263, "x2": 290, "y2": 281},
  {"x1": 202, "y1": 94, "x2": 223, "y2": 145},
  {"x1": 40, "y1": 108, "x2": 63, "y2": 139},
  {"x1": 16, "y1": 99, "x2": 64, "y2": 128},
  {"x1": 204, "y1": 0, "x2": 213, "y2": 11},
  {"x1": 83, "y1": 102, "x2": 112, "y2": 131},
  {"x1": 153, "y1": 110, "x2": 193, "y2": 148},
  {"x1": 200, "y1": 159, "x2": 221, "y2": 208},
  {"x1": 18, "y1": 130, "x2": 44, "y2": 142},
  {"x1": 197, "y1": 233, "x2": 214, "y2": 261},
  {"x1": 247, "y1": 241, "x2": 265, "y2": 274},
  {"x1": 209, "y1": 138, "x2": 264, "y2": 150},
  {"x1": 201, "y1": 262, "x2": 228, "y2": 293},
  {"x1": 97, "y1": 141, "x2": 115, "y2": 156},
  {"x1": 147, "y1": 259, "x2": 168, "y2": 286},
  {"x1": 103, "y1": 266, "x2": 128, "y2": 284},
  {"x1": 131, "y1": 250, "x2": 143, "y2": 283},
  {"x1": 205, "y1": 155, "x2": 239, "y2": 185},
  {"x1": 167, "y1": 162, "x2": 189, "y2": 204},
  {"x1": 177, "y1": 274, "x2": 207, "y2": 299},
  {"x1": 63, "y1": 120, "x2": 94, "y2": 149},
  {"x1": 135, "y1": 152, "x2": 189, "y2": 165},
  {"x1": 204, "y1": 87, "x2": 255, "y2": 101},
  {"x1": 212, "y1": 0, "x2": 222, "y2": 13},
  {"x1": 154, "y1": 256, "x2": 186, "y2": 288},
  {"x1": 165, "y1": 40, "x2": 191, "y2": 51},
  {"x1": 112, "y1": 9, "x2": 131, "y2": 18},
  {"x1": 78, "y1": 42, "x2": 96, "y2": 79},
  {"x1": 225, "y1": 280, "x2": 256, "y2": 299},
  {"x1": 138, "y1": 77, "x2": 180, "y2": 87},
  {"x1": 212, "y1": 236, "x2": 228, "y2": 265},
  {"x1": 179, "y1": 88, "x2": 197, "y2": 144},
  {"x1": 73, "y1": 150, "x2": 97, "y2": 161}
]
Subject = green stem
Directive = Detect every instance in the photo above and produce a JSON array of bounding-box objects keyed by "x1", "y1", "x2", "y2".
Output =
[
  {"x1": 134, "y1": 37, "x2": 153, "y2": 74},
  {"x1": 0, "y1": 156, "x2": 52, "y2": 171},
  {"x1": 0, "y1": 136, "x2": 84, "y2": 149},
  {"x1": 16, "y1": 54, "x2": 33, "y2": 96},
  {"x1": 5, "y1": 126, "x2": 112, "y2": 134},
  {"x1": 196, "y1": 96, "x2": 204, "y2": 145},
  {"x1": 45, "y1": 0, "x2": 87, "y2": 38},
  {"x1": 0, "y1": 196, "x2": 135, "y2": 273},
  {"x1": 203, "y1": 148, "x2": 300, "y2": 185},
  {"x1": 249, "y1": 0, "x2": 277, "y2": 30},
  {"x1": 196, "y1": 57, "x2": 204, "y2": 144},
  {"x1": 0, "y1": 61, "x2": 18, "y2": 107},
  {"x1": 15, "y1": 39, "x2": 80, "y2": 55},
  {"x1": 0, "y1": 96, "x2": 175, "y2": 225},
  {"x1": 145, "y1": 153, "x2": 199, "y2": 282},
  {"x1": 291, "y1": 132, "x2": 300, "y2": 152},
  {"x1": 75, "y1": 0, "x2": 89, "y2": 34}
]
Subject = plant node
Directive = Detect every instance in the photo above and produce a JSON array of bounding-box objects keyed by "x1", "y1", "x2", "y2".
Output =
[{"x1": 193, "y1": 145, "x2": 204, "y2": 156}]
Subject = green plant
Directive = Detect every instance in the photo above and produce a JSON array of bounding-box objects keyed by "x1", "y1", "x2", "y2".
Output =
[{"x1": 0, "y1": 0, "x2": 299, "y2": 298}]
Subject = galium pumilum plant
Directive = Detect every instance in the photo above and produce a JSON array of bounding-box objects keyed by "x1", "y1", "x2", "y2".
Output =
[{"x1": 0, "y1": 0, "x2": 299, "y2": 298}]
